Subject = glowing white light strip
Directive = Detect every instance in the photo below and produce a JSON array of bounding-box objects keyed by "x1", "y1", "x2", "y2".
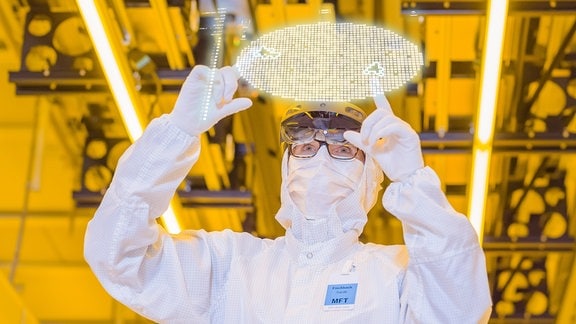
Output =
[
  {"x1": 162, "y1": 202, "x2": 181, "y2": 234},
  {"x1": 235, "y1": 22, "x2": 423, "y2": 101},
  {"x1": 468, "y1": 0, "x2": 509, "y2": 243},
  {"x1": 76, "y1": 0, "x2": 143, "y2": 141},
  {"x1": 201, "y1": 8, "x2": 227, "y2": 121},
  {"x1": 476, "y1": 2, "x2": 509, "y2": 145},
  {"x1": 77, "y1": 0, "x2": 181, "y2": 234},
  {"x1": 469, "y1": 150, "x2": 491, "y2": 242}
]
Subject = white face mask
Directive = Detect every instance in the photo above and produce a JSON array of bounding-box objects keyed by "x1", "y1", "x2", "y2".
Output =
[
  {"x1": 287, "y1": 147, "x2": 364, "y2": 220},
  {"x1": 276, "y1": 145, "x2": 383, "y2": 245}
]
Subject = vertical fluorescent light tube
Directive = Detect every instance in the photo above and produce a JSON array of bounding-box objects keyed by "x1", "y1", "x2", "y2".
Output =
[
  {"x1": 76, "y1": 0, "x2": 143, "y2": 141},
  {"x1": 468, "y1": 0, "x2": 509, "y2": 243},
  {"x1": 162, "y1": 201, "x2": 182, "y2": 234},
  {"x1": 77, "y1": 0, "x2": 181, "y2": 233}
]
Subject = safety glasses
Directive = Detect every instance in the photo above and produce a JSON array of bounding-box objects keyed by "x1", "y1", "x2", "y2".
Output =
[{"x1": 289, "y1": 139, "x2": 360, "y2": 160}]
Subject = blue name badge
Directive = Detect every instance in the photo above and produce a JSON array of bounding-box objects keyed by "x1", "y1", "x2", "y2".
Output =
[{"x1": 324, "y1": 283, "x2": 358, "y2": 310}]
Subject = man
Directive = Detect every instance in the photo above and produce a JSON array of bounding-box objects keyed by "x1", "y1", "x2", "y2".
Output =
[{"x1": 84, "y1": 65, "x2": 492, "y2": 323}]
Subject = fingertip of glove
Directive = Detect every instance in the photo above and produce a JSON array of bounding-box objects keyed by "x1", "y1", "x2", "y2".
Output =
[
  {"x1": 238, "y1": 97, "x2": 253, "y2": 108},
  {"x1": 343, "y1": 130, "x2": 361, "y2": 144},
  {"x1": 222, "y1": 66, "x2": 242, "y2": 80},
  {"x1": 373, "y1": 94, "x2": 393, "y2": 114},
  {"x1": 232, "y1": 66, "x2": 242, "y2": 79},
  {"x1": 227, "y1": 97, "x2": 253, "y2": 113},
  {"x1": 191, "y1": 64, "x2": 211, "y2": 76}
]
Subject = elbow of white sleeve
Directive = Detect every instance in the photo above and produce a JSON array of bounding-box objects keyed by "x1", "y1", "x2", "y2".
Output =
[{"x1": 383, "y1": 166, "x2": 481, "y2": 259}]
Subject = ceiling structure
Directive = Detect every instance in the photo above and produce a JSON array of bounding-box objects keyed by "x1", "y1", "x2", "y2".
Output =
[{"x1": 1, "y1": 0, "x2": 576, "y2": 322}]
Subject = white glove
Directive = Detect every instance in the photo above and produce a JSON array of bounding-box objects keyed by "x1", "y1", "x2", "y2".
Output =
[
  {"x1": 343, "y1": 94, "x2": 424, "y2": 182},
  {"x1": 168, "y1": 65, "x2": 253, "y2": 136}
]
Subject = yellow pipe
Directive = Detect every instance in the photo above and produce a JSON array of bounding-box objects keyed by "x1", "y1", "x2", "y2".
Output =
[{"x1": 149, "y1": 0, "x2": 186, "y2": 69}]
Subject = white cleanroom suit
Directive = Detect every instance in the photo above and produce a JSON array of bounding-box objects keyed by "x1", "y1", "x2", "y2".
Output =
[{"x1": 84, "y1": 65, "x2": 492, "y2": 323}]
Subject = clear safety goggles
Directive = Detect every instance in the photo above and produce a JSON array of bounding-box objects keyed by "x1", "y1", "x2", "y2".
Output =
[
  {"x1": 280, "y1": 110, "x2": 364, "y2": 160},
  {"x1": 282, "y1": 127, "x2": 360, "y2": 160},
  {"x1": 290, "y1": 139, "x2": 360, "y2": 160}
]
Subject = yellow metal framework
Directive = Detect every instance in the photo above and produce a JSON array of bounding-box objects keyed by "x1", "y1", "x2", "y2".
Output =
[
  {"x1": 76, "y1": 0, "x2": 182, "y2": 233},
  {"x1": 149, "y1": 0, "x2": 186, "y2": 69}
]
